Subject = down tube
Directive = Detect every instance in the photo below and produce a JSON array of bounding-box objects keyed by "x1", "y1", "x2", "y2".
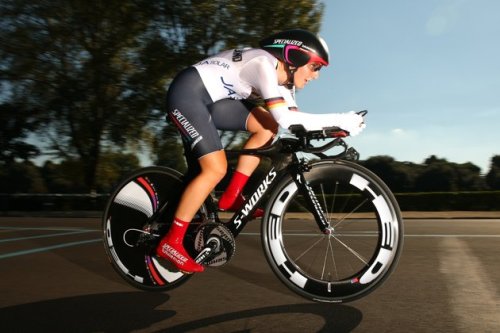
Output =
[{"x1": 225, "y1": 167, "x2": 279, "y2": 236}]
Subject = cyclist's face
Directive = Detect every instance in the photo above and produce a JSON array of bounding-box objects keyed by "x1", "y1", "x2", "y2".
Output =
[{"x1": 293, "y1": 62, "x2": 322, "y2": 89}]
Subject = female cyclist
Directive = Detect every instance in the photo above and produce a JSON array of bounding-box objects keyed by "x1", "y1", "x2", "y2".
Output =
[{"x1": 157, "y1": 29, "x2": 366, "y2": 273}]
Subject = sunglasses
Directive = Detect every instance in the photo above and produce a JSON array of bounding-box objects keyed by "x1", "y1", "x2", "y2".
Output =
[{"x1": 307, "y1": 63, "x2": 323, "y2": 72}]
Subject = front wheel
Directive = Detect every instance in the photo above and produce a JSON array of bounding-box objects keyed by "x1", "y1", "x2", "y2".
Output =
[{"x1": 262, "y1": 160, "x2": 404, "y2": 303}]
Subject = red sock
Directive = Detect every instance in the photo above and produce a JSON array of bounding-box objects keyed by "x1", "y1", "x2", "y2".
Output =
[
  {"x1": 156, "y1": 217, "x2": 204, "y2": 273},
  {"x1": 218, "y1": 171, "x2": 249, "y2": 211},
  {"x1": 164, "y1": 217, "x2": 189, "y2": 244}
]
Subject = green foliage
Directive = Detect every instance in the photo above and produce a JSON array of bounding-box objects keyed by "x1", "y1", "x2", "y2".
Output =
[
  {"x1": 152, "y1": 125, "x2": 187, "y2": 172},
  {"x1": 0, "y1": 161, "x2": 46, "y2": 193},
  {"x1": 486, "y1": 155, "x2": 500, "y2": 190},
  {"x1": 395, "y1": 191, "x2": 500, "y2": 211},
  {"x1": 41, "y1": 159, "x2": 86, "y2": 193},
  {"x1": 360, "y1": 154, "x2": 487, "y2": 193},
  {"x1": 95, "y1": 152, "x2": 141, "y2": 192},
  {"x1": 0, "y1": 103, "x2": 41, "y2": 163},
  {"x1": 0, "y1": 152, "x2": 140, "y2": 194},
  {"x1": 0, "y1": 0, "x2": 325, "y2": 191},
  {"x1": 360, "y1": 156, "x2": 418, "y2": 192}
]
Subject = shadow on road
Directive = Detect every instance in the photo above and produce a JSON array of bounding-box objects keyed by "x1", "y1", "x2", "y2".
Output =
[
  {"x1": 162, "y1": 302, "x2": 362, "y2": 333},
  {"x1": 1, "y1": 291, "x2": 362, "y2": 333},
  {"x1": 1, "y1": 292, "x2": 173, "y2": 332}
]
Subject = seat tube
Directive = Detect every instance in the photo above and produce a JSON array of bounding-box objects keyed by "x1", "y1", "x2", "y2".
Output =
[{"x1": 291, "y1": 165, "x2": 330, "y2": 233}]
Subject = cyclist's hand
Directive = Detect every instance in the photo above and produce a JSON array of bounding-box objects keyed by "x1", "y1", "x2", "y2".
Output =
[{"x1": 335, "y1": 111, "x2": 366, "y2": 136}]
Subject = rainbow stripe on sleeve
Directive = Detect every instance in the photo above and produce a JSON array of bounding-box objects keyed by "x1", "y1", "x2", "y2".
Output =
[{"x1": 265, "y1": 97, "x2": 287, "y2": 111}]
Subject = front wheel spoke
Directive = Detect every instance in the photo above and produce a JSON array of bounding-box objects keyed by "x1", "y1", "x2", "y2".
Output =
[
  {"x1": 331, "y1": 182, "x2": 339, "y2": 218},
  {"x1": 321, "y1": 237, "x2": 339, "y2": 281},
  {"x1": 293, "y1": 235, "x2": 325, "y2": 262},
  {"x1": 332, "y1": 235, "x2": 369, "y2": 266},
  {"x1": 319, "y1": 183, "x2": 330, "y2": 221},
  {"x1": 332, "y1": 198, "x2": 369, "y2": 229}
]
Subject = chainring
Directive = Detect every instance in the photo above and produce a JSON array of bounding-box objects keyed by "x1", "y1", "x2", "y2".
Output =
[{"x1": 194, "y1": 223, "x2": 235, "y2": 267}]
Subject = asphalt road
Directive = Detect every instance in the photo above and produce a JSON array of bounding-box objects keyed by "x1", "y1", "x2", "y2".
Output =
[{"x1": 1, "y1": 216, "x2": 499, "y2": 332}]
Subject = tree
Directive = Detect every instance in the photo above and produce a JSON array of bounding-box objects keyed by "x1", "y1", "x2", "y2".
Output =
[
  {"x1": 95, "y1": 152, "x2": 141, "y2": 192},
  {"x1": 0, "y1": 161, "x2": 46, "y2": 193},
  {"x1": 414, "y1": 155, "x2": 485, "y2": 192},
  {"x1": 0, "y1": 0, "x2": 325, "y2": 192},
  {"x1": 486, "y1": 155, "x2": 500, "y2": 190},
  {"x1": 415, "y1": 163, "x2": 457, "y2": 192},
  {"x1": 41, "y1": 159, "x2": 86, "y2": 193},
  {"x1": 0, "y1": 103, "x2": 40, "y2": 163},
  {"x1": 455, "y1": 162, "x2": 485, "y2": 191},
  {"x1": 152, "y1": 125, "x2": 188, "y2": 172},
  {"x1": 361, "y1": 156, "x2": 418, "y2": 192}
]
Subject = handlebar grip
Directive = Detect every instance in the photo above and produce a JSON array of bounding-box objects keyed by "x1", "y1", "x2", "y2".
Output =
[
  {"x1": 321, "y1": 126, "x2": 348, "y2": 138},
  {"x1": 289, "y1": 125, "x2": 348, "y2": 139}
]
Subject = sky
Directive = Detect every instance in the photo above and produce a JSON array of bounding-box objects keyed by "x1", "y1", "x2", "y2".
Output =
[{"x1": 297, "y1": 0, "x2": 500, "y2": 173}]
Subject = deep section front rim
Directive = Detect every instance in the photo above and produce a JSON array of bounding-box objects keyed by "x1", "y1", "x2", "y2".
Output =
[{"x1": 262, "y1": 160, "x2": 403, "y2": 302}]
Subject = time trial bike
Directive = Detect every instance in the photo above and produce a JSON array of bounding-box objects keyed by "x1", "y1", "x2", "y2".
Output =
[{"x1": 103, "y1": 111, "x2": 404, "y2": 303}]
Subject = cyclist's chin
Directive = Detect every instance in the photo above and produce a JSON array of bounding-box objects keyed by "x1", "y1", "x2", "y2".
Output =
[{"x1": 294, "y1": 80, "x2": 307, "y2": 89}]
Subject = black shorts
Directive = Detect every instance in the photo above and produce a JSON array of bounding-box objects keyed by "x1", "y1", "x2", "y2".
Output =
[{"x1": 166, "y1": 67, "x2": 253, "y2": 159}]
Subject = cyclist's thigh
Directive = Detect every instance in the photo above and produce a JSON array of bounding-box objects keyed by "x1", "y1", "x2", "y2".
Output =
[
  {"x1": 166, "y1": 67, "x2": 223, "y2": 159},
  {"x1": 209, "y1": 99, "x2": 255, "y2": 131}
]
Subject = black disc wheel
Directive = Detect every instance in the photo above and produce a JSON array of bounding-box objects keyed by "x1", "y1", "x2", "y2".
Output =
[{"x1": 103, "y1": 166, "x2": 209, "y2": 291}]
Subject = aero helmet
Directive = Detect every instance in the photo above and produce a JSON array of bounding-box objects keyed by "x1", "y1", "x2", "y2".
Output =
[{"x1": 259, "y1": 29, "x2": 329, "y2": 67}]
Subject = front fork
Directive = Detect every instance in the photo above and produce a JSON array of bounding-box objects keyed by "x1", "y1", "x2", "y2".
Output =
[{"x1": 290, "y1": 161, "x2": 332, "y2": 234}]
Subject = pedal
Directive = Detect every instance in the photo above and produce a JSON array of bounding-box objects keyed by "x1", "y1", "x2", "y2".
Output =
[{"x1": 194, "y1": 223, "x2": 235, "y2": 267}]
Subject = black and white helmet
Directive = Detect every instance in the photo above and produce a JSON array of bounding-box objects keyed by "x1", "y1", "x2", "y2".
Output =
[{"x1": 259, "y1": 29, "x2": 330, "y2": 67}]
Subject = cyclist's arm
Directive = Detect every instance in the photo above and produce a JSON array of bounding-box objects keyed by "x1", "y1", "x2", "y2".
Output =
[
  {"x1": 277, "y1": 86, "x2": 298, "y2": 112},
  {"x1": 241, "y1": 56, "x2": 365, "y2": 135}
]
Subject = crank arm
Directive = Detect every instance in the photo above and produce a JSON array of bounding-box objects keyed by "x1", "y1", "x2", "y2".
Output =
[{"x1": 194, "y1": 237, "x2": 220, "y2": 264}]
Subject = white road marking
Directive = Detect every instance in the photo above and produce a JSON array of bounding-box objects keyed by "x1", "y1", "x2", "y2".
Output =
[{"x1": 439, "y1": 237, "x2": 500, "y2": 332}]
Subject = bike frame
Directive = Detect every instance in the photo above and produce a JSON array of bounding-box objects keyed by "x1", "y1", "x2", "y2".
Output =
[{"x1": 213, "y1": 133, "x2": 356, "y2": 238}]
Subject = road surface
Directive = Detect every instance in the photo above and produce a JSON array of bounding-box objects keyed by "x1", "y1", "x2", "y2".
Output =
[{"x1": 0, "y1": 216, "x2": 499, "y2": 332}]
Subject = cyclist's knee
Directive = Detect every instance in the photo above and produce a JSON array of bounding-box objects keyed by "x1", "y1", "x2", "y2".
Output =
[
  {"x1": 259, "y1": 128, "x2": 276, "y2": 140},
  {"x1": 199, "y1": 152, "x2": 227, "y2": 183},
  {"x1": 207, "y1": 164, "x2": 227, "y2": 183}
]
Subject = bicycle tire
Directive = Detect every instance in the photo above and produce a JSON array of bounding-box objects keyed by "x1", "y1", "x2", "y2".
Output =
[
  {"x1": 262, "y1": 159, "x2": 404, "y2": 303},
  {"x1": 102, "y1": 166, "x2": 209, "y2": 291}
]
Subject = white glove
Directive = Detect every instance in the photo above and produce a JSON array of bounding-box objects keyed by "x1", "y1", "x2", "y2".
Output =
[
  {"x1": 330, "y1": 111, "x2": 366, "y2": 136},
  {"x1": 272, "y1": 109, "x2": 366, "y2": 134}
]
